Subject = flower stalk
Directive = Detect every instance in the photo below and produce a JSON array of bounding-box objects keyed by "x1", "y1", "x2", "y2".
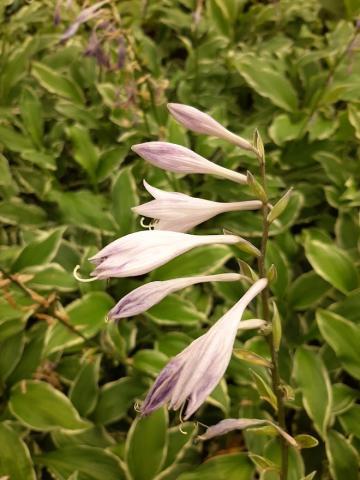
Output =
[{"x1": 255, "y1": 140, "x2": 289, "y2": 480}]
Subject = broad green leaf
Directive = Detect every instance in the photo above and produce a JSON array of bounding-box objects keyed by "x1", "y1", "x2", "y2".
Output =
[
  {"x1": 132, "y1": 349, "x2": 168, "y2": 376},
  {"x1": 288, "y1": 271, "x2": 330, "y2": 310},
  {"x1": 265, "y1": 240, "x2": 289, "y2": 298},
  {"x1": 0, "y1": 333, "x2": 24, "y2": 385},
  {"x1": 263, "y1": 438, "x2": 305, "y2": 480},
  {"x1": 0, "y1": 125, "x2": 33, "y2": 152},
  {"x1": 111, "y1": 167, "x2": 139, "y2": 235},
  {"x1": 36, "y1": 445, "x2": 126, "y2": 480},
  {"x1": 316, "y1": 310, "x2": 360, "y2": 380},
  {"x1": 0, "y1": 422, "x2": 36, "y2": 480},
  {"x1": 150, "y1": 245, "x2": 232, "y2": 280},
  {"x1": 304, "y1": 238, "x2": 359, "y2": 293},
  {"x1": 69, "y1": 355, "x2": 101, "y2": 417},
  {"x1": 0, "y1": 198, "x2": 47, "y2": 225},
  {"x1": 9, "y1": 380, "x2": 90, "y2": 431},
  {"x1": 26, "y1": 263, "x2": 77, "y2": 292},
  {"x1": 20, "y1": 88, "x2": 43, "y2": 147},
  {"x1": 92, "y1": 376, "x2": 146, "y2": 425},
  {"x1": 125, "y1": 407, "x2": 168, "y2": 480},
  {"x1": 11, "y1": 227, "x2": 65, "y2": 272},
  {"x1": 269, "y1": 114, "x2": 305, "y2": 145},
  {"x1": 45, "y1": 292, "x2": 113, "y2": 354},
  {"x1": 207, "y1": 378, "x2": 230, "y2": 415},
  {"x1": 67, "y1": 124, "x2": 99, "y2": 179},
  {"x1": 332, "y1": 383, "x2": 358, "y2": 415},
  {"x1": 326, "y1": 430, "x2": 359, "y2": 480},
  {"x1": 177, "y1": 453, "x2": 253, "y2": 480},
  {"x1": 293, "y1": 347, "x2": 332, "y2": 437},
  {"x1": 339, "y1": 404, "x2": 360, "y2": 438},
  {"x1": 234, "y1": 54, "x2": 298, "y2": 111},
  {"x1": 163, "y1": 422, "x2": 197, "y2": 469},
  {"x1": 32, "y1": 62, "x2": 84, "y2": 104},
  {"x1": 145, "y1": 294, "x2": 205, "y2": 326},
  {"x1": 50, "y1": 190, "x2": 116, "y2": 233}
]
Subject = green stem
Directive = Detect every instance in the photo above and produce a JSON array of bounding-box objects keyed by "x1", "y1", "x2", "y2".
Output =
[{"x1": 256, "y1": 156, "x2": 288, "y2": 480}]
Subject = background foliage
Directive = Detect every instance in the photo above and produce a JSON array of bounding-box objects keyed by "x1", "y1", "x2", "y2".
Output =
[{"x1": 0, "y1": 0, "x2": 359, "y2": 478}]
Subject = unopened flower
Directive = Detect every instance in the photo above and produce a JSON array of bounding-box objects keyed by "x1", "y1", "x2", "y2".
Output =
[
  {"x1": 168, "y1": 103, "x2": 254, "y2": 151},
  {"x1": 109, "y1": 273, "x2": 241, "y2": 320},
  {"x1": 87, "y1": 231, "x2": 247, "y2": 280},
  {"x1": 140, "y1": 278, "x2": 267, "y2": 419},
  {"x1": 132, "y1": 142, "x2": 247, "y2": 184},
  {"x1": 199, "y1": 418, "x2": 298, "y2": 447},
  {"x1": 84, "y1": 31, "x2": 110, "y2": 68},
  {"x1": 132, "y1": 180, "x2": 261, "y2": 232},
  {"x1": 60, "y1": 0, "x2": 108, "y2": 42}
]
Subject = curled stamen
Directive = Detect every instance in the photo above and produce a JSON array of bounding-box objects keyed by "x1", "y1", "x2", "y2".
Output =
[
  {"x1": 134, "y1": 401, "x2": 142, "y2": 413},
  {"x1": 73, "y1": 265, "x2": 98, "y2": 283},
  {"x1": 140, "y1": 217, "x2": 153, "y2": 229},
  {"x1": 179, "y1": 423, "x2": 188, "y2": 435}
]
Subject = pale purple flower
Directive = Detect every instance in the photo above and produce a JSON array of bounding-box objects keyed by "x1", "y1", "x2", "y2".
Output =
[
  {"x1": 60, "y1": 0, "x2": 108, "y2": 42},
  {"x1": 109, "y1": 273, "x2": 241, "y2": 320},
  {"x1": 88, "y1": 230, "x2": 247, "y2": 279},
  {"x1": 199, "y1": 418, "x2": 298, "y2": 447},
  {"x1": 140, "y1": 278, "x2": 268, "y2": 419},
  {"x1": 132, "y1": 180, "x2": 261, "y2": 233},
  {"x1": 167, "y1": 103, "x2": 254, "y2": 151},
  {"x1": 131, "y1": 142, "x2": 247, "y2": 184}
]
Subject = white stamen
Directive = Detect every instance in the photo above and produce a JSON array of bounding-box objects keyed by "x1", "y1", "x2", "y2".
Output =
[{"x1": 73, "y1": 265, "x2": 98, "y2": 283}]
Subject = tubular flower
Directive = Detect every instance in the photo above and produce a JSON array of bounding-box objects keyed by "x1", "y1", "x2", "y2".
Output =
[
  {"x1": 140, "y1": 278, "x2": 268, "y2": 419},
  {"x1": 109, "y1": 273, "x2": 241, "y2": 320},
  {"x1": 132, "y1": 142, "x2": 247, "y2": 184},
  {"x1": 88, "y1": 230, "x2": 247, "y2": 279},
  {"x1": 132, "y1": 180, "x2": 262, "y2": 233},
  {"x1": 60, "y1": 0, "x2": 108, "y2": 42},
  {"x1": 198, "y1": 418, "x2": 298, "y2": 447},
  {"x1": 167, "y1": 103, "x2": 254, "y2": 152}
]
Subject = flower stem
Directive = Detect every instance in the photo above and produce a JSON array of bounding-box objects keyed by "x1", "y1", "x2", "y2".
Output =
[{"x1": 256, "y1": 154, "x2": 289, "y2": 480}]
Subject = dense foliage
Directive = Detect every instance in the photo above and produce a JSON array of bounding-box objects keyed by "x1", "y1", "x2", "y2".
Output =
[{"x1": 0, "y1": 0, "x2": 359, "y2": 479}]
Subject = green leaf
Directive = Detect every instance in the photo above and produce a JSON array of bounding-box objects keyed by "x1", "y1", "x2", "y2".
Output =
[
  {"x1": 207, "y1": 379, "x2": 230, "y2": 415},
  {"x1": 32, "y1": 62, "x2": 84, "y2": 104},
  {"x1": 0, "y1": 333, "x2": 24, "y2": 385},
  {"x1": 163, "y1": 422, "x2": 197, "y2": 469},
  {"x1": 69, "y1": 355, "x2": 101, "y2": 417},
  {"x1": 288, "y1": 271, "x2": 330, "y2": 310},
  {"x1": 293, "y1": 347, "x2": 332, "y2": 437},
  {"x1": 271, "y1": 301, "x2": 282, "y2": 352},
  {"x1": 26, "y1": 263, "x2": 77, "y2": 292},
  {"x1": 50, "y1": 190, "x2": 116, "y2": 233},
  {"x1": 177, "y1": 453, "x2": 253, "y2": 480},
  {"x1": 304, "y1": 238, "x2": 359, "y2": 294},
  {"x1": 36, "y1": 445, "x2": 126, "y2": 480},
  {"x1": 316, "y1": 309, "x2": 360, "y2": 380},
  {"x1": 132, "y1": 349, "x2": 168, "y2": 376},
  {"x1": 267, "y1": 188, "x2": 293, "y2": 224},
  {"x1": 250, "y1": 370, "x2": 277, "y2": 411},
  {"x1": 20, "y1": 88, "x2": 43, "y2": 147},
  {"x1": 269, "y1": 114, "x2": 305, "y2": 145},
  {"x1": 0, "y1": 422, "x2": 36, "y2": 480},
  {"x1": 11, "y1": 227, "x2": 65, "y2": 272},
  {"x1": 332, "y1": 383, "x2": 358, "y2": 415},
  {"x1": 0, "y1": 198, "x2": 47, "y2": 226},
  {"x1": 9, "y1": 380, "x2": 91, "y2": 431},
  {"x1": 150, "y1": 245, "x2": 232, "y2": 280},
  {"x1": 111, "y1": 167, "x2": 139, "y2": 235},
  {"x1": 125, "y1": 407, "x2": 168, "y2": 480},
  {"x1": 92, "y1": 377, "x2": 146, "y2": 426},
  {"x1": 0, "y1": 125, "x2": 33, "y2": 152},
  {"x1": 45, "y1": 292, "x2": 113, "y2": 354},
  {"x1": 234, "y1": 54, "x2": 298, "y2": 111},
  {"x1": 67, "y1": 124, "x2": 99, "y2": 179},
  {"x1": 265, "y1": 240, "x2": 290, "y2": 298},
  {"x1": 339, "y1": 404, "x2": 360, "y2": 438},
  {"x1": 294, "y1": 434, "x2": 319, "y2": 449},
  {"x1": 326, "y1": 430, "x2": 359, "y2": 480},
  {"x1": 145, "y1": 294, "x2": 205, "y2": 326}
]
